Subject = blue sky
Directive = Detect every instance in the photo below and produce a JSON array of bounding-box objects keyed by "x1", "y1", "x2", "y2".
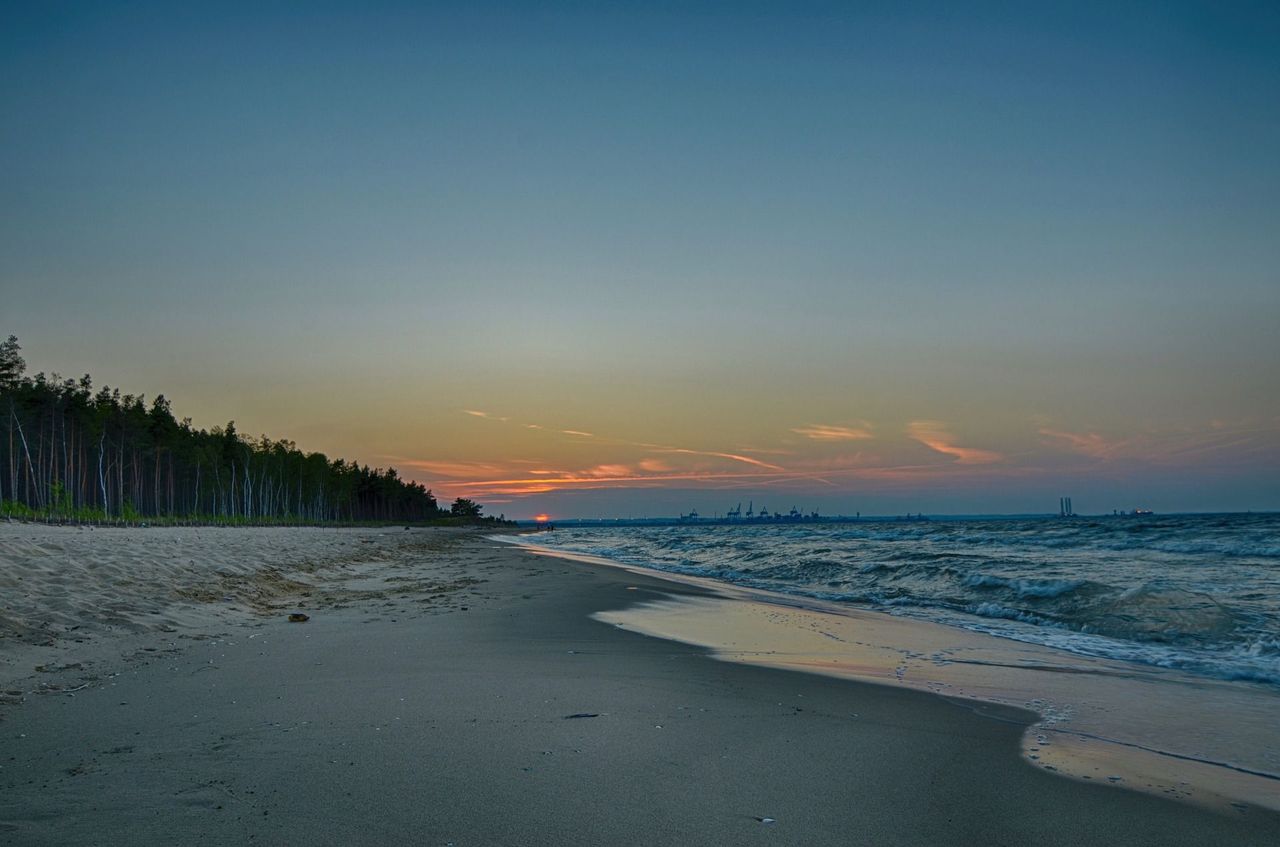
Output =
[{"x1": 3, "y1": 1, "x2": 1278, "y2": 517}]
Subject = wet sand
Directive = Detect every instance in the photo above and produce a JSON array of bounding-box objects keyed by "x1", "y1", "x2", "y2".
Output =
[
  {"x1": 518, "y1": 544, "x2": 1280, "y2": 815},
  {"x1": 1, "y1": 525, "x2": 1277, "y2": 845}
]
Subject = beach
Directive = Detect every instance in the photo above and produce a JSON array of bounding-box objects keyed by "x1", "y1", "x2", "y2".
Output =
[{"x1": 1, "y1": 524, "x2": 1277, "y2": 845}]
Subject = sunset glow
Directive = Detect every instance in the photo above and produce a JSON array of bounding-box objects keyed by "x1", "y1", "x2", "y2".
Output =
[
  {"x1": 393, "y1": 410, "x2": 1280, "y2": 516},
  {"x1": 4, "y1": 5, "x2": 1279, "y2": 841},
  {"x1": 4, "y1": 3, "x2": 1276, "y2": 520}
]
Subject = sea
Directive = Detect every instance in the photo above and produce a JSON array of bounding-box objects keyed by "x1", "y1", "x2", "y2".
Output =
[{"x1": 522, "y1": 513, "x2": 1280, "y2": 688}]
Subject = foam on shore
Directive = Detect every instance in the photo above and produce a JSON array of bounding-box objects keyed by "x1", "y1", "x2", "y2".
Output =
[
  {"x1": 4, "y1": 526, "x2": 1277, "y2": 844},
  {"x1": 500, "y1": 536, "x2": 1280, "y2": 814}
]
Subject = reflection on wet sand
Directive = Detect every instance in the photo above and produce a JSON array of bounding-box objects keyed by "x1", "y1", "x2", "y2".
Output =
[{"x1": 506, "y1": 542, "x2": 1279, "y2": 814}]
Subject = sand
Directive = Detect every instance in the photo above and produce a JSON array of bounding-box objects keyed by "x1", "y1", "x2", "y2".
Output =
[
  {"x1": 530, "y1": 547, "x2": 1280, "y2": 815},
  {"x1": 1, "y1": 524, "x2": 1277, "y2": 845},
  {"x1": 0, "y1": 524, "x2": 479, "y2": 696}
]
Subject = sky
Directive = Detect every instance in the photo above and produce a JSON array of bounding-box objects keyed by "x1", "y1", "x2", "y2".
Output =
[{"x1": 3, "y1": 1, "x2": 1278, "y2": 518}]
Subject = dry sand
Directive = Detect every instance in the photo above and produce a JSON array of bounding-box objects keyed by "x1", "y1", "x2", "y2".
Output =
[
  {"x1": 0, "y1": 524, "x2": 479, "y2": 696},
  {"x1": 1, "y1": 524, "x2": 1277, "y2": 845}
]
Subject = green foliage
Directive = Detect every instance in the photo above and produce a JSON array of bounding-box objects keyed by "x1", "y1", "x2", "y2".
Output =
[
  {"x1": 0, "y1": 498, "x2": 108, "y2": 523},
  {"x1": 0, "y1": 335, "x2": 24, "y2": 388},
  {"x1": 0, "y1": 334, "x2": 507, "y2": 526},
  {"x1": 47, "y1": 481, "x2": 73, "y2": 514},
  {"x1": 2, "y1": 499, "x2": 35, "y2": 519}
]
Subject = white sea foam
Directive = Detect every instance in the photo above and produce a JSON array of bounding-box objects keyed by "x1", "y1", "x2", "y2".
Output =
[
  {"x1": 532, "y1": 514, "x2": 1280, "y2": 687},
  {"x1": 962, "y1": 573, "x2": 1086, "y2": 598}
]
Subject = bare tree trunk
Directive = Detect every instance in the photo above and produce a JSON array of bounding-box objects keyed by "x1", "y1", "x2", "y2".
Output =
[
  {"x1": 10, "y1": 402, "x2": 40, "y2": 509},
  {"x1": 6, "y1": 409, "x2": 13, "y2": 503},
  {"x1": 98, "y1": 429, "x2": 108, "y2": 516}
]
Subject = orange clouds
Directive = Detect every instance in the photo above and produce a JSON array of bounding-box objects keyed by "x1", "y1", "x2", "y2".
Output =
[
  {"x1": 401, "y1": 459, "x2": 512, "y2": 478},
  {"x1": 906, "y1": 421, "x2": 1002, "y2": 465},
  {"x1": 790, "y1": 423, "x2": 873, "y2": 441},
  {"x1": 410, "y1": 408, "x2": 1279, "y2": 506},
  {"x1": 658, "y1": 447, "x2": 785, "y2": 471},
  {"x1": 414, "y1": 412, "x2": 1030, "y2": 500},
  {"x1": 463, "y1": 409, "x2": 508, "y2": 421},
  {"x1": 587, "y1": 463, "x2": 633, "y2": 477}
]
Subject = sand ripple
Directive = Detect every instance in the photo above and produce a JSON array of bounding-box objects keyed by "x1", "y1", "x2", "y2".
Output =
[{"x1": 0, "y1": 524, "x2": 472, "y2": 652}]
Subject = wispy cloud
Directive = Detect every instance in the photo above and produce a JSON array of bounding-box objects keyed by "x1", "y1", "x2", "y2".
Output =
[
  {"x1": 454, "y1": 469, "x2": 819, "y2": 491},
  {"x1": 907, "y1": 421, "x2": 1002, "y2": 465},
  {"x1": 463, "y1": 409, "x2": 508, "y2": 422},
  {"x1": 398, "y1": 411, "x2": 1278, "y2": 505},
  {"x1": 400, "y1": 459, "x2": 513, "y2": 478},
  {"x1": 421, "y1": 411, "x2": 1070, "y2": 501},
  {"x1": 450, "y1": 458, "x2": 1028, "y2": 498},
  {"x1": 1039, "y1": 419, "x2": 1280, "y2": 466},
  {"x1": 587, "y1": 463, "x2": 632, "y2": 477},
  {"x1": 1039, "y1": 428, "x2": 1125, "y2": 459},
  {"x1": 733, "y1": 446, "x2": 796, "y2": 456},
  {"x1": 791, "y1": 423, "x2": 874, "y2": 442},
  {"x1": 657, "y1": 447, "x2": 786, "y2": 471}
]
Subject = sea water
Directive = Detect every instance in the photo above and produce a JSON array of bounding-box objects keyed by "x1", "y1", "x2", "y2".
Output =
[
  {"x1": 502, "y1": 513, "x2": 1280, "y2": 810},
  {"x1": 528, "y1": 513, "x2": 1280, "y2": 687}
]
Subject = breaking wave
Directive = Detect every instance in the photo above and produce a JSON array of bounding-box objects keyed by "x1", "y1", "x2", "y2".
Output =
[{"x1": 531, "y1": 513, "x2": 1280, "y2": 687}]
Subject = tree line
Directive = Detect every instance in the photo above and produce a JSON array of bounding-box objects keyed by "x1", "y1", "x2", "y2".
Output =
[{"x1": 1, "y1": 336, "x2": 495, "y2": 524}]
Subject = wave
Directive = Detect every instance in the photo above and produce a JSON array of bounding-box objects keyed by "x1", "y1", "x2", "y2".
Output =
[
  {"x1": 966, "y1": 601, "x2": 1054, "y2": 625},
  {"x1": 529, "y1": 514, "x2": 1280, "y2": 687},
  {"x1": 961, "y1": 574, "x2": 1087, "y2": 598}
]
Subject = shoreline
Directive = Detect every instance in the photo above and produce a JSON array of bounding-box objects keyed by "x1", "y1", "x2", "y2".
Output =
[
  {"x1": 2, "y1": 525, "x2": 1277, "y2": 844},
  {"x1": 497, "y1": 535, "x2": 1280, "y2": 814}
]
